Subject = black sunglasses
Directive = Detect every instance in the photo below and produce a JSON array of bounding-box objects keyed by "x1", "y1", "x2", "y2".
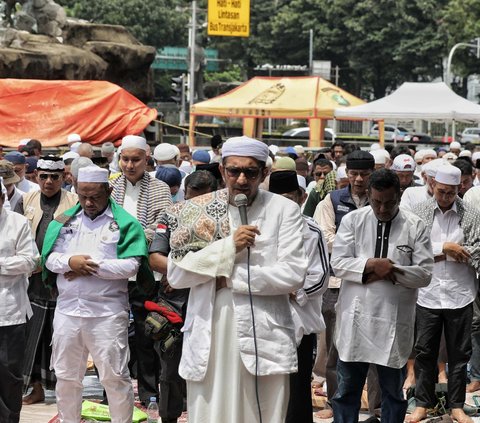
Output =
[
  {"x1": 225, "y1": 167, "x2": 261, "y2": 180},
  {"x1": 38, "y1": 173, "x2": 61, "y2": 181},
  {"x1": 315, "y1": 171, "x2": 330, "y2": 177}
]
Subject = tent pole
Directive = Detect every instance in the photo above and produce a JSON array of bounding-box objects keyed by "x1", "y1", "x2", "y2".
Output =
[{"x1": 452, "y1": 119, "x2": 456, "y2": 142}]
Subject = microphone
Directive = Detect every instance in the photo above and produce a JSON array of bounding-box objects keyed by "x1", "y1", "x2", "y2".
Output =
[{"x1": 234, "y1": 193, "x2": 248, "y2": 225}]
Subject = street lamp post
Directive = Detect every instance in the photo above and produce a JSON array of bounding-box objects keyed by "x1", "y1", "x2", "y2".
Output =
[
  {"x1": 446, "y1": 38, "x2": 480, "y2": 87},
  {"x1": 189, "y1": 0, "x2": 197, "y2": 113}
]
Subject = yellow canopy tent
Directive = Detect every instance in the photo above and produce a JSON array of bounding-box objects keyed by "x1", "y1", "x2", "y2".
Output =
[{"x1": 189, "y1": 76, "x2": 365, "y2": 147}]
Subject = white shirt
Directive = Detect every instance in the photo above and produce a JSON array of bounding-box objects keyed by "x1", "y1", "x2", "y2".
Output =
[
  {"x1": 8, "y1": 186, "x2": 24, "y2": 211},
  {"x1": 45, "y1": 207, "x2": 140, "y2": 317},
  {"x1": 123, "y1": 179, "x2": 141, "y2": 218},
  {"x1": 417, "y1": 202, "x2": 477, "y2": 309},
  {"x1": 331, "y1": 206, "x2": 432, "y2": 368},
  {"x1": 0, "y1": 208, "x2": 39, "y2": 326},
  {"x1": 400, "y1": 185, "x2": 430, "y2": 211},
  {"x1": 16, "y1": 178, "x2": 39, "y2": 193}
]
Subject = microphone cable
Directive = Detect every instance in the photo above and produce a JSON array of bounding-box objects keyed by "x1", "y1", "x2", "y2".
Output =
[{"x1": 246, "y1": 245, "x2": 263, "y2": 423}]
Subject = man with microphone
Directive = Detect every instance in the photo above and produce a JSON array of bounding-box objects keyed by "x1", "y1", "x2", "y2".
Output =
[{"x1": 165, "y1": 136, "x2": 308, "y2": 423}]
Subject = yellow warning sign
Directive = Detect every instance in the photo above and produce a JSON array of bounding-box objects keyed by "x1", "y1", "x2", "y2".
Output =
[{"x1": 208, "y1": 0, "x2": 250, "y2": 37}]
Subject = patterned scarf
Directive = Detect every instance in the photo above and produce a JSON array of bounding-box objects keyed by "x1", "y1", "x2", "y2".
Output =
[
  {"x1": 161, "y1": 189, "x2": 231, "y2": 261},
  {"x1": 315, "y1": 170, "x2": 337, "y2": 201},
  {"x1": 111, "y1": 172, "x2": 172, "y2": 229}
]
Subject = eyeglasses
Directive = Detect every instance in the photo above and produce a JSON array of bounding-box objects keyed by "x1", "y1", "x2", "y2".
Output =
[
  {"x1": 315, "y1": 171, "x2": 330, "y2": 177},
  {"x1": 224, "y1": 167, "x2": 261, "y2": 180},
  {"x1": 38, "y1": 173, "x2": 61, "y2": 181}
]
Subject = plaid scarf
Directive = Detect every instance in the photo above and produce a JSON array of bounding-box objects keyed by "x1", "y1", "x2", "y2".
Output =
[
  {"x1": 161, "y1": 189, "x2": 231, "y2": 261},
  {"x1": 111, "y1": 172, "x2": 172, "y2": 229}
]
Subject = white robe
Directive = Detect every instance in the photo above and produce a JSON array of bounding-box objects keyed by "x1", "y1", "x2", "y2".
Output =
[
  {"x1": 167, "y1": 190, "x2": 308, "y2": 423},
  {"x1": 331, "y1": 206, "x2": 433, "y2": 368}
]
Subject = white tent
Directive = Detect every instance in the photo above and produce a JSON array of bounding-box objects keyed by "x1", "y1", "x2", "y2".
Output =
[{"x1": 334, "y1": 82, "x2": 480, "y2": 121}]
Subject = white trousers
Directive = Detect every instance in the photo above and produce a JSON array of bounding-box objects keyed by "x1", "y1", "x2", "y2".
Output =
[{"x1": 51, "y1": 311, "x2": 134, "y2": 423}]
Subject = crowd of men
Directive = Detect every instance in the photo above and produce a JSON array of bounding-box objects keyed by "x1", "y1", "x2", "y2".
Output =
[{"x1": 1, "y1": 133, "x2": 480, "y2": 423}]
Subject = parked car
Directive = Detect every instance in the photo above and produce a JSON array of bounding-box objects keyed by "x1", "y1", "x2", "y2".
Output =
[
  {"x1": 282, "y1": 127, "x2": 335, "y2": 139},
  {"x1": 460, "y1": 127, "x2": 480, "y2": 144},
  {"x1": 369, "y1": 124, "x2": 409, "y2": 141}
]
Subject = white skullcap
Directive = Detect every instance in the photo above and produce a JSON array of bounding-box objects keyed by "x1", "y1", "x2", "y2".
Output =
[
  {"x1": 391, "y1": 154, "x2": 416, "y2": 172},
  {"x1": 78, "y1": 165, "x2": 109, "y2": 183},
  {"x1": 67, "y1": 133, "x2": 81, "y2": 144},
  {"x1": 121, "y1": 135, "x2": 147, "y2": 152},
  {"x1": 294, "y1": 145, "x2": 305, "y2": 155},
  {"x1": 472, "y1": 151, "x2": 480, "y2": 163},
  {"x1": 422, "y1": 149, "x2": 437, "y2": 159},
  {"x1": 297, "y1": 175, "x2": 307, "y2": 190},
  {"x1": 414, "y1": 150, "x2": 425, "y2": 161},
  {"x1": 435, "y1": 165, "x2": 461, "y2": 185},
  {"x1": 336, "y1": 166, "x2": 347, "y2": 180},
  {"x1": 71, "y1": 157, "x2": 94, "y2": 179},
  {"x1": 266, "y1": 156, "x2": 273, "y2": 169},
  {"x1": 154, "y1": 143, "x2": 179, "y2": 161},
  {"x1": 268, "y1": 144, "x2": 279, "y2": 156},
  {"x1": 422, "y1": 159, "x2": 450, "y2": 177},
  {"x1": 70, "y1": 141, "x2": 82, "y2": 153},
  {"x1": 443, "y1": 152, "x2": 458, "y2": 163},
  {"x1": 62, "y1": 151, "x2": 80, "y2": 161},
  {"x1": 18, "y1": 138, "x2": 30, "y2": 146},
  {"x1": 370, "y1": 143, "x2": 381, "y2": 151},
  {"x1": 371, "y1": 149, "x2": 390, "y2": 165},
  {"x1": 450, "y1": 141, "x2": 461, "y2": 150},
  {"x1": 222, "y1": 136, "x2": 269, "y2": 163},
  {"x1": 459, "y1": 150, "x2": 472, "y2": 158}
]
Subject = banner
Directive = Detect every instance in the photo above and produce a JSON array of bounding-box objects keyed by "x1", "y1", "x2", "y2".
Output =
[{"x1": 208, "y1": 0, "x2": 250, "y2": 37}]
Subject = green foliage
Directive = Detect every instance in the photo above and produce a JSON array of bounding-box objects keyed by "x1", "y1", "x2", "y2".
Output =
[{"x1": 204, "y1": 65, "x2": 242, "y2": 82}]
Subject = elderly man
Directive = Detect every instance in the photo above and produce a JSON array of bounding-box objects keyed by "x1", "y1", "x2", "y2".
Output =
[
  {"x1": 0, "y1": 178, "x2": 39, "y2": 423},
  {"x1": 331, "y1": 169, "x2": 433, "y2": 423},
  {"x1": 111, "y1": 135, "x2": 172, "y2": 405},
  {"x1": 407, "y1": 166, "x2": 480, "y2": 423},
  {"x1": 269, "y1": 170, "x2": 329, "y2": 423},
  {"x1": 14, "y1": 156, "x2": 78, "y2": 405},
  {"x1": 165, "y1": 136, "x2": 308, "y2": 423},
  {"x1": 42, "y1": 165, "x2": 152, "y2": 423},
  {"x1": 4, "y1": 151, "x2": 39, "y2": 193}
]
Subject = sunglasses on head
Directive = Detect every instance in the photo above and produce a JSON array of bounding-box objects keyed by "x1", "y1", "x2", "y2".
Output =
[
  {"x1": 38, "y1": 173, "x2": 61, "y2": 181},
  {"x1": 225, "y1": 167, "x2": 261, "y2": 180}
]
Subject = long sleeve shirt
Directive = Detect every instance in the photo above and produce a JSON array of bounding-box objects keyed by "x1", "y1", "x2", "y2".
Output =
[
  {"x1": 0, "y1": 208, "x2": 39, "y2": 326},
  {"x1": 45, "y1": 207, "x2": 140, "y2": 317},
  {"x1": 331, "y1": 206, "x2": 433, "y2": 368},
  {"x1": 417, "y1": 202, "x2": 477, "y2": 309}
]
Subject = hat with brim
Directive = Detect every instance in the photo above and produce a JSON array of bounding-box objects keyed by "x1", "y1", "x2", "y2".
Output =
[{"x1": 0, "y1": 160, "x2": 20, "y2": 184}]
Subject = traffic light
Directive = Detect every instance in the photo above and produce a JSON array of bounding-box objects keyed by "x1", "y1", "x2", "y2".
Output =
[{"x1": 171, "y1": 74, "x2": 187, "y2": 104}]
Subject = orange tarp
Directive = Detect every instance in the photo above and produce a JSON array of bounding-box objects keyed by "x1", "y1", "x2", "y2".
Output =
[{"x1": 0, "y1": 79, "x2": 157, "y2": 148}]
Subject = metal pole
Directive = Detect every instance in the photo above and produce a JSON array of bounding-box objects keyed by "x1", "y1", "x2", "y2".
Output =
[
  {"x1": 335, "y1": 65, "x2": 339, "y2": 86},
  {"x1": 446, "y1": 41, "x2": 478, "y2": 87},
  {"x1": 309, "y1": 29, "x2": 313, "y2": 75},
  {"x1": 189, "y1": 0, "x2": 197, "y2": 113},
  {"x1": 180, "y1": 74, "x2": 186, "y2": 126}
]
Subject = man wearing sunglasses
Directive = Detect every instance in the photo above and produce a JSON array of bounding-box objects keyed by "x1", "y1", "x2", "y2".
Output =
[
  {"x1": 165, "y1": 136, "x2": 308, "y2": 423},
  {"x1": 14, "y1": 156, "x2": 77, "y2": 406}
]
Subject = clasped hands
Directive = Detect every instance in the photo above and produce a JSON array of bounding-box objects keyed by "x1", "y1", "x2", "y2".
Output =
[
  {"x1": 364, "y1": 258, "x2": 405, "y2": 284},
  {"x1": 442, "y1": 242, "x2": 470, "y2": 264},
  {"x1": 64, "y1": 255, "x2": 99, "y2": 281}
]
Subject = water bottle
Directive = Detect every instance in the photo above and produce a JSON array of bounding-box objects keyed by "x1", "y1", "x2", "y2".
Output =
[{"x1": 146, "y1": 396, "x2": 159, "y2": 423}]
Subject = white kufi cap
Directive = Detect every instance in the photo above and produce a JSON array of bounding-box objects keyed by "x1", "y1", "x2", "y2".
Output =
[
  {"x1": 222, "y1": 136, "x2": 269, "y2": 163},
  {"x1": 121, "y1": 135, "x2": 147, "y2": 151},
  {"x1": 67, "y1": 133, "x2": 81, "y2": 144},
  {"x1": 442, "y1": 152, "x2": 458, "y2": 163},
  {"x1": 154, "y1": 143, "x2": 179, "y2": 161},
  {"x1": 62, "y1": 151, "x2": 80, "y2": 161},
  {"x1": 78, "y1": 165, "x2": 109, "y2": 183},
  {"x1": 459, "y1": 150, "x2": 472, "y2": 158},
  {"x1": 422, "y1": 158, "x2": 449, "y2": 177},
  {"x1": 70, "y1": 141, "x2": 82, "y2": 153},
  {"x1": 435, "y1": 165, "x2": 461, "y2": 185},
  {"x1": 450, "y1": 141, "x2": 461, "y2": 150}
]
